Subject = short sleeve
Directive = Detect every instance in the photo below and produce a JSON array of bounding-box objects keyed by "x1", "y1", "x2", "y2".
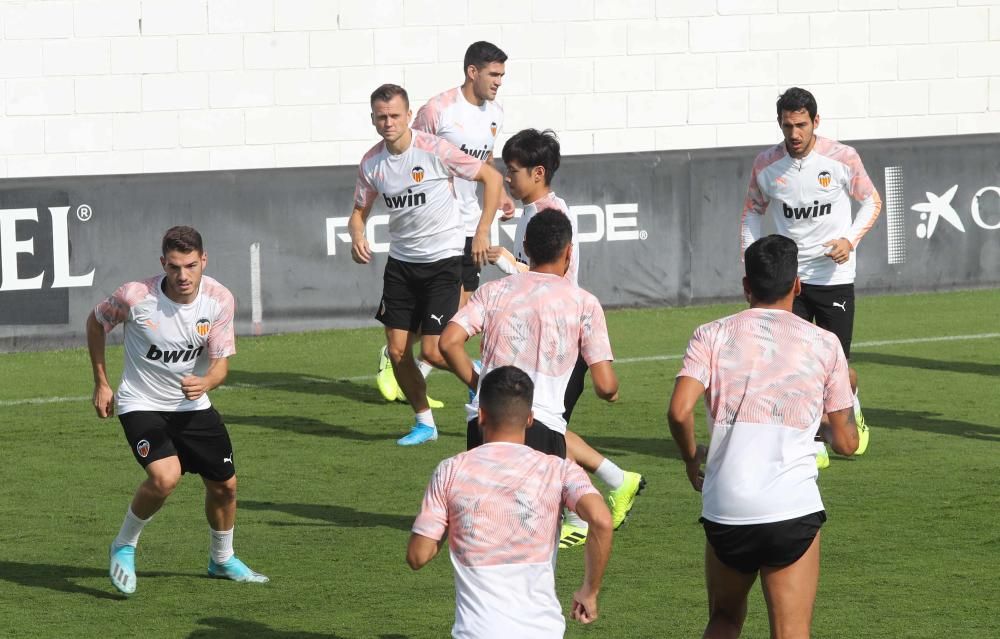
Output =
[
  {"x1": 562, "y1": 460, "x2": 600, "y2": 513},
  {"x1": 411, "y1": 102, "x2": 438, "y2": 135},
  {"x1": 450, "y1": 286, "x2": 488, "y2": 336},
  {"x1": 411, "y1": 459, "x2": 453, "y2": 541},
  {"x1": 677, "y1": 323, "x2": 715, "y2": 387},
  {"x1": 823, "y1": 340, "x2": 855, "y2": 414},
  {"x1": 207, "y1": 288, "x2": 236, "y2": 359},
  {"x1": 93, "y1": 283, "x2": 136, "y2": 333},
  {"x1": 353, "y1": 165, "x2": 379, "y2": 210},
  {"x1": 431, "y1": 136, "x2": 482, "y2": 181},
  {"x1": 579, "y1": 296, "x2": 613, "y2": 366}
]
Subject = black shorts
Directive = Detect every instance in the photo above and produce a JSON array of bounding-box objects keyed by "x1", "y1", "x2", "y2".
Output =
[
  {"x1": 467, "y1": 417, "x2": 567, "y2": 459},
  {"x1": 119, "y1": 408, "x2": 236, "y2": 482},
  {"x1": 376, "y1": 255, "x2": 462, "y2": 336},
  {"x1": 794, "y1": 283, "x2": 855, "y2": 358},
  {"x1": 461, "y1": 236, "x2": 482, "y2": 292},
  {"x1": 701, "y1": 511, "x2": 826, "y2": 574},
  {"x1": 562, "y1": 355, "x2": 588, "y2": 423}
]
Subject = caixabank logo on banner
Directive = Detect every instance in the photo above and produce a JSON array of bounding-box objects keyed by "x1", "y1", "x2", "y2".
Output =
[
  {"x1": 324, "y1": 203, "x2": 648, "y2": 256},
  {"x1": 0, "y1": 198, "x2": 95, "y2": 325}
]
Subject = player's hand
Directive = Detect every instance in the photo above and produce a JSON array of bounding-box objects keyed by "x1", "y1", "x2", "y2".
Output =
[
  {"x1": 351, "y1": 237, "x2": 372, "y2": 264},
  {"x1": 181, "y1": 375, "x2": 209, "y2": 400},
  {"x1": 571, "y1": 587, "x2": 599, "y2": 624},
  {"x1": 93, "y1": 383, "x2": 115, "y2": 418},
  {"x1": 471, "y1": 232, "x2": 490, "y2": 267},
  {"x1": 499, "y1": 191, "x2": 516, "y2": 221},
  {"x1": 486, "y1": 246, "x2": 504, "y2": 264},
  {"x1": 823, "y1": 237, "x2": 853, "y2": 264},
  {"x1": 685, "y1": 444, "x2": 707, "y2": 492},
  {"x1": 606, "y1": 391, "x2": 619, "y2": 403}
]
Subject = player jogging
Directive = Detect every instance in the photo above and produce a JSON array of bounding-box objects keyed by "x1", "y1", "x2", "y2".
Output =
[
  {"x1": 87, "y1": 226, "x2": 267, "y2": 595},
  {"x1": 350, "y1": 84, "x2": 503, "y2": 446},
  {"x1": 408, "y1": 365, "x2": 613, "y2": 638},
  {"x1": 375, "y1": 41, "x2": 514, "y2": 406},
  {"x1": 741, "y1": 86, "x2": 880, "y2": 468},
  {"x1": 490, "y1": 128, "x2": 645, "y2": 549},
  {"x1": 668, "y1": 234, "x2": 859, "y2": 639}
]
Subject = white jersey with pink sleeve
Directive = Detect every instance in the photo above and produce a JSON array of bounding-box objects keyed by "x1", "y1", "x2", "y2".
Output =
[
  {"x1": 740, "y1": 136, "x2": 882, "y2": 285},
  {"x1": 353, "y1": 129, "x2": 483, "y2": 263},
  {"x1": 93, "y1": 275, "x2": 236, "y2": 414},
  {"x1": 507, "y1": 192, "x2": 580, "y2": 287},
  {"x1": 451, "y1": 271, "x2": 613, "y2": 433},
  {"x1": 412, "y1": 87, "x2": 503, "y2": 237},
  {"x1": 677, "y1": 308, "x2": 854, "y2": 525},
  {"x1": 412, "y1": 442, "x2": 600, "y2": 639}
]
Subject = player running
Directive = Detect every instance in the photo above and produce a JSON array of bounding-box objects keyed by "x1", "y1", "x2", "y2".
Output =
[
  {"x1": 491, "y1": 129, "x2": 644, "y2": 548},
  {"x1": 740, "y1": 86, "x2": 880, "y2": 468},
  {"x1": 351, "y1": 84, "x2": 503, "y2": 446},
  {"x1": 408, "y1": 365, "x2": 613, "y2": 638},
  {"x1": 375, "y1": 41, "x2": 514, "y2": 406},
  {"x1": 668, "y1": 235, "x2": 859, "y2": 639},
  {"x1": 87, "y1": 226, "x2": 267, "y2": 595}
]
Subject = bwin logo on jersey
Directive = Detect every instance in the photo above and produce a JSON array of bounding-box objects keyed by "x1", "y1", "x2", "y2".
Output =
[
  {"x1": 782, "y1": 201, "x2": 832, "y2": 220},
  {"x1": 459, "y1": 143, "x2": 491, "y2": 161},
  {"x1": 382, "y1": 189, "x2": 427, "y2": 209},
  {"x1": 146, "y1": 343, "x2": 205, "y2": 363},
  {"x1": 411, "y1": 166, "x2": 425, "y2": 183}
]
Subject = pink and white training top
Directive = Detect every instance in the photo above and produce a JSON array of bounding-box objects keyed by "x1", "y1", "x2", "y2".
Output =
[
  {"x1": 413, "y1": 442, "x2": 599, "y2": 639},
  {"x1": 412, "y1": 87, "x2": 503, "y2": 237},
  {"x1": 741, "y1": 136, "x2": 882, "y2": 285},
  {"x1": 451, "y1": 271, "x2": 613, "y2": 433},
  {"x1": 354, "y1": 129, "x2": 483, "y2": 263},
  {"x1": 677, "y1": 308, "x2": 854, "y2": 525},
  {"x1": 94, "y1": 275, "x2": 236, "y2": 414},
  {"x1": 504, "y1": 192, "x2": 580, "y2": 287}
]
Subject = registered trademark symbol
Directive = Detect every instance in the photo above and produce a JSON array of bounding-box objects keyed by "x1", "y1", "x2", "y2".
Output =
[
  {"x1": 639, "y1": 229, "x2": 648, "y2": 240},
  {"x1": 76, "y1": 204, "x2": 93, "y2": 222}
]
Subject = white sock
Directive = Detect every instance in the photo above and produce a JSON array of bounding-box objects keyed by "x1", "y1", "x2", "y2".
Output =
[
  {"x1": 417, "y1": 359, "x2": 434, "y2": 379},
  {"x1": 564, "y1": 508, "x2": 588, "y2": 531},
  {"x1": 814, "y1": 440, "x2": 828, "y2": 455},
  {"x1": 594, "y1": 458, "x2": 626, "y2": 490},
  {"x1": 113, "y1": 507, "x2": 151, "y2": 550},
  {"x1": 416, "y1": 409, "x2": 436, "y2": 428},
  {"x1": 210, "y1": 528, "x2": 234, "y2": 564},
  {"x1": 853, "y1": 392, "x2": 862, "y2": 417}
]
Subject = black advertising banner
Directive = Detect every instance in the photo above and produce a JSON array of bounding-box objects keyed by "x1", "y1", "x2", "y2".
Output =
[{"x1": 1, "y1": 133, "x2": 998, "y2": 351}]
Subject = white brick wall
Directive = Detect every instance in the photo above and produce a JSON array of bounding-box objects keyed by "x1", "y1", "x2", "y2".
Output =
[{"x1": 0, "y1": 1, "x2": 998, "y2": 177}]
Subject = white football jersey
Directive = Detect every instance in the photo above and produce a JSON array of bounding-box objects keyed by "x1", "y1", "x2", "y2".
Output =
[
  {"x1": 509, "y1": 192, "x2": 580, "y2": 287},
  {"x1": 94, "y1": 275, "x2": 236, "y2": 414},
  {"x1": 355, "y1": 129, "x2": 483, "y2": 263},
  {"x1": 412, "y1": 87, "x2": 503, "y2": 236},
  {"x1": 741, "y1": 136, "x2": 882, "y2": 285}
]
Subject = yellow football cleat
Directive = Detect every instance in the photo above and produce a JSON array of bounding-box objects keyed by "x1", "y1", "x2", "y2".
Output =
[
  {"x1": 854, "y1": 407, "x2": 870, "y2": 456},
  {"x1": 376, "y1": 346, "x2": 400, "y2": 403},
  {"x1": 608, "y1": 472, "x2": 646, "y2": 530},
  {"x1": 816, "y1": 445, "x2": 830, "y2": 470},
  {"x1": 558, "y1": 523, "x2": 588, "y2": 550}
]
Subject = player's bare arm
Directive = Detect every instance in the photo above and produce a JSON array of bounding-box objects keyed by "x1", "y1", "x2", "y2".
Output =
[
  {"x1": 571, "y1": 492, "x2": 612, "y2": 624},
  {"x1": 439, "y1": 322, "x2": 478, "y2": 391},
  {"x1": 668, "y1": 376, "x2": 708, "y2": 492},
  {"x1": 406, "y1": 532, "x2": 441, "y2": 570},
  {"x1": 821, "y1": 407, "x2": 860, "y2": 456},
  {"x1": 348, "y1": 202, "x2": 375, "y2": 264},
  {"x1": 470, "y1": 162, "x2": 504, "y2": 266},
  {"x1": 588, "y1": 361, "x2": 619, "y2": 402},
  {"x1": 486, "y1": 152, "x2": 516, "y2": 221},
  {"x1": 181, "y1": 357, "x2": 229, "y2": 401},
  {"x1": 86, "y1": 310, "x2": 115, "y2": 418}
]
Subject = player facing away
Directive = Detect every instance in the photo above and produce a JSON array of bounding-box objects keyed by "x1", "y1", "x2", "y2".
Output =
[
  {"x1": 375, "y1": 41, "x2": 515, "y2": 406},
  {"x1": 741, "y1": 86, "x2": 880, "y2": 468},
  {"x1": 490, "y1": 128, "x2": 645, "y2": 549},
  {"x1": 350, "y1": 84, "x2": 503, "y2": 446},
  {"x1": 408, "y1": 366, "x2": 613, "y2": 638},
  {"x1": 668, "y1": 235, "x2": 859, "y2": 639},
  {"x1": 86, "y1": 226, "x2": 267, "y2": 596}
]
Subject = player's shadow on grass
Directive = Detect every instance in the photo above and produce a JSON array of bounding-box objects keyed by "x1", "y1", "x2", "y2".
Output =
[
  {"x1": 225, "y1": 369, "x2": 386, "y2": 405},
  {"x1": 240, "y1": 500, "x2": 414, "y2": 531},
  {"x1": 580, "y1": 435, "x2": 684, "y2": 460},
  {"x1": 864, "y1": 407, "x2": 1000, "y2": 442},
  {"x1": 852, "y1": 352, "x2": 1000, "y2": 378},
  {"x1": 189, "y1": 617, "x2": 348, "y2": 638},
  {"x1": 0, "y1": 560, "x2": 187, "y2": 601},
  {"x1": 226, "y1": 414, "x2": 399, "y2": 442}
]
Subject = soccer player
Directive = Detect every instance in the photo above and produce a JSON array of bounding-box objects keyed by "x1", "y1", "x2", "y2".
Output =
[
  {"x1": 491, "y1": 128, "x2": 645, "y2": 548},
  {"x1": 375, "y1": 41, "x2": 514, "y2": 406},
  {"x1": 741, "y1": 86, "x2": 880, "y2": 468},
  {"x1": 350, "y1": 83, "x2": 503, "y2": 446},
  {"x1": 408, "y1": 365, "x2": 613, "y2": 638},
  {"x1": 86, "y1": 226, "x2": 267, "y2": 596},
  {"x1": 668, "y1": 234, "x2": 859, "y2": 639}
]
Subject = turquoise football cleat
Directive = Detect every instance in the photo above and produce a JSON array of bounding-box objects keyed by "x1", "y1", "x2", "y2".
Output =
[
  {"x1": 109, "y1": 543, "x2": 137, "y2": 595},
  {"x1": 208, "y1": 556, "x2": 269, "y2": 583},
  {"x1": 397, "y1": 423, "x2": 438, "y2": 446}
]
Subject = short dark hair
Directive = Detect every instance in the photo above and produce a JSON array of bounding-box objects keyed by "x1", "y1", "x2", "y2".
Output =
[
  {"x1": 502, "y1": 129, "x2": 561, "y2": 185},
  {"x1": 479, "y1": 366, "x2": 534, "y2": 427},
  {"x1": 776, "y1": 87, "x2": 817, "y2": 120},
  {"x1": 464, "y1": 41, "x2": 507, "y2": 73},
  {"x1": 162, "y1": 226, "x2": 203, "y2": 256},
  {"x1": 744, "y1": 235, "x2": 798, "y2": 303},
  {"x1": 523, "y1": 208, "x2": 573, "y2": 266},
  {"x1": 370, "y1": 83, "x2": 409, "y2": 109}
]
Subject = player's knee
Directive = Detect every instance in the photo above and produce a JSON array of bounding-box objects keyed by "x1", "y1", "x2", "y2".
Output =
[
  {"x1": 386, "y1": 343, "x2": 412, "y2": 366},
  {"x1": 418, "y1": 346, "x2": 447, "y2": 369},
  {"x1": 147, "y1": 472, "x2": 180, "y2": 498},
  {"x1": 207, "y1": 477, "x2": 237, "y2": 503},
  {"x1": 708, "y1": 605, "x2": 746, "y2": 632}
]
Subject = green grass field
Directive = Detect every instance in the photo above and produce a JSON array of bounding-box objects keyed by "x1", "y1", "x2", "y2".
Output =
[{"x1": 2, "y1": 288, "x2": 998, "y2": 638}]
